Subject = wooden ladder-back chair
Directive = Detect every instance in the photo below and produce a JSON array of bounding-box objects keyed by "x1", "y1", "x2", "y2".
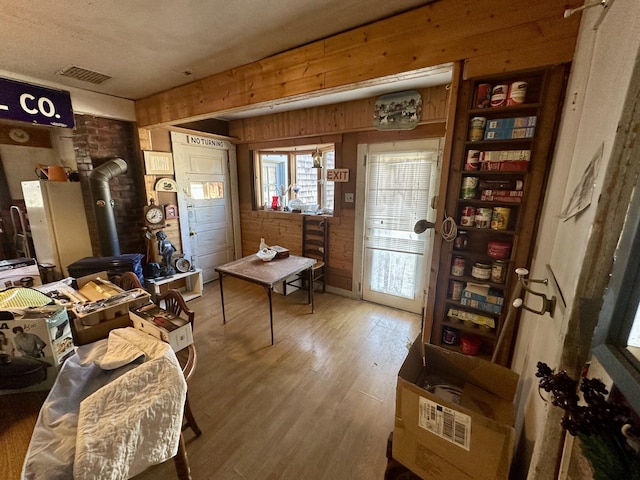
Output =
[
  {"x1": 301, "y1": 215, "x2": 328, "y2": 293},
  {"x1": 156, "y1": 289, "x2": 201, "y2": 479}
]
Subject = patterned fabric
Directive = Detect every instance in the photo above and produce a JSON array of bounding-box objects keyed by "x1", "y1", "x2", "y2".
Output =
[{"x1": 0, "y1": 287, "x2": 53, "y2": 308}]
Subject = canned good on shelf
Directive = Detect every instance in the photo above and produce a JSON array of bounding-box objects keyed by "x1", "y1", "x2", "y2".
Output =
[
  {"x1": 460, "y1": 177, "x2": 479, "y2": 199},
  {"x1": 449, "y1": 280, "x2": 464, "y2": 300},
  {"x1": 491, "y1": 207, "x2": 511, "y2": 230},
  {"x1": 460, "y1": 206, "x2": 476, "y2": 227},
  {"x1": 454, "y1": 231, "x2": 468, "y2": 250},
  {"x1": 475, "y1": 207, "x2": 492, "y2": 229},
  {"x1": 491, "y1": 260, "x2": 507, "y2": 283},
  {"x1": 507, "y1": 81, "x2": 528, "y2": 106},
  {"x1": 471, "y1": 262, "x2": 491, "y2": 280},
  {"x1": 451, "y1": 256, "x2": 465, "y2": 277},
  {"x1": 468, "y1": 117, "x2": 486, "y2": 141},
  {"x1": 490, "y1": 85, "x2": 508, "y2": 108}
]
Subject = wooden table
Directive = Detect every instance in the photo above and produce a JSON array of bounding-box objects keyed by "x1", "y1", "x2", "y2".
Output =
[{"x1": 215, "y1": 254, "x2": 316, "y2": 344}]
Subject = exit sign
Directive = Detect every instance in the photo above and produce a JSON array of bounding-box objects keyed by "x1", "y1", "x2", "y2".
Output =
[{"x1": 327, "y1": 169, "x2": 349, "y2": 182}]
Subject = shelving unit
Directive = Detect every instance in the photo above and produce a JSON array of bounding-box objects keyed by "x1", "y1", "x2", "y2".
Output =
[
  {"x1": 430, "y1": 66, "x2": 569, "y2": 365},
  {"x1": 144, "y1": 268, "x2": 203, "y2": 303}
]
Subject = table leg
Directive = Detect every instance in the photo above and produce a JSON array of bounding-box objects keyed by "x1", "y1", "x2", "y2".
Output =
[
  {"x1": 263, "y1": 286, "x2": 274, "y2": 345},
  {"x1": 219, "y1": 273, "x2": 226, "y2": 324},
  {"x1": 309, "y1": 267, "x2": 314, "y2": 313}
]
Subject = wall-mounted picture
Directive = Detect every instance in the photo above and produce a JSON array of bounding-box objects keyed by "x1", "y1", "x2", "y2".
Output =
[
  {"x1": 154, "y1": 177, "x2": 178, "y2": 192},
  {"x1": 144, "y1": 151, "x2": 174, "y2": 175},
  {"x1": 373, "y1": 90, "x2": 422, "y2": 131}
]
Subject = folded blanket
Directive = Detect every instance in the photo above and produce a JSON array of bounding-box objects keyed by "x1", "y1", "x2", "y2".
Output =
[{"x1": 22, "y1": 327, "x2": 187, "y2": 480}]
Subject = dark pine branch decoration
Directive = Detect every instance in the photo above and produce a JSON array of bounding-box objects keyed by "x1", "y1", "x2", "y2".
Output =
[{"x1": 536, "y1": 362, "x2": 640, "y2": 480}]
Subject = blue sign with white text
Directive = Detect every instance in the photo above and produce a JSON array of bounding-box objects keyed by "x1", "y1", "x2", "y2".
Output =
[{"x1": 0, "y1": 77, "x2": 74, "y2": 128}]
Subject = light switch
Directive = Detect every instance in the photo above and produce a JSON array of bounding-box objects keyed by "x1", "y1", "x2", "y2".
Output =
[{"x1": 345, "y1": 192, "x2": 354, "y2": 203}]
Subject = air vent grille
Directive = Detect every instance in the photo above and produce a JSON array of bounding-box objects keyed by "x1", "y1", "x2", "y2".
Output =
[{"x1": 57, "y1": 65, "x2": 111, "y2": 84}]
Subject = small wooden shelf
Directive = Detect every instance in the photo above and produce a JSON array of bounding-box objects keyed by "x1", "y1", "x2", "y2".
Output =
[{"x1": 145, "y1": 268, "x2": 203, "y2": 302}]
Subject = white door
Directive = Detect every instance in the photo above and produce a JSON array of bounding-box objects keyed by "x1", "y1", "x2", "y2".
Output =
[
  {"x1": 362, "y1": 139, "x2": 442, "y2": 314},
  {"x1": 171, "y1": 132, "x2": 237, "y2": 283}
]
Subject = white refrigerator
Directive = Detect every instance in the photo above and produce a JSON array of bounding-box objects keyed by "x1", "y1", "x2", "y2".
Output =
[{"x1": 22, "y1": 180, "x2": 93, "y2": 279}]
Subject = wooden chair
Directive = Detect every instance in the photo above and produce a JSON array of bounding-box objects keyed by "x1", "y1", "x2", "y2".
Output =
[
  {"x1": 286, "y1": 215, "x2": 328, "y2": 294},
  {"x1": 156, "y1": 289, "x2": 201, "y2": 480},
  {"x1": 112, "y1": 271, "x2": 143, "y2": 290}
]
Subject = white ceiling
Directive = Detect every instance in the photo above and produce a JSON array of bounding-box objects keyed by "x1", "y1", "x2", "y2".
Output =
[{"x1": 0, "y1": 0, "x2": 447, "y2": 121}]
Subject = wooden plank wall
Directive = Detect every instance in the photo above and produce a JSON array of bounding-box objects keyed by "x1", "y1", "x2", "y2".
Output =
[
  {"x1": 229, "y1": 85, "x2": 449, "y2": 143},
  {"x1": 134, "y1": 0, "x2": 581, "y2": 128},
  {"x1": 234, "y1": 85, "x2": 449, "y2": 292}
]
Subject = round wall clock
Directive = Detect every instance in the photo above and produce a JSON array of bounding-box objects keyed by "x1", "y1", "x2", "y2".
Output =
[{"x1": 144, "y1": 198, "x2": 165, "y2": 229}]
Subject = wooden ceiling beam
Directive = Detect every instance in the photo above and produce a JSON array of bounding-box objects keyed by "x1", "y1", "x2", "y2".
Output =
[{"x1": 135, "y1": 0, "x2": 581, "y2": 128}]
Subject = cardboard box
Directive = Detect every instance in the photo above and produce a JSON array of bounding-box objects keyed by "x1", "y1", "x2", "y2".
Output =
[
  {"x1": 0, "y1": 306, "x2": 75, "y2": 395},
  {"x1": 393, "y1": 338, "x2": 518, "y2": 480},
  {"x1": 129, "y1": 303, "x2": 193, "y2": 352},
  {"x1": 71, "y1": 314, "x2": 132, "y2": 346},
  {"x1": 73, "y1": 288, "x2": 150, "y2": 326},
  {"x1": 0, "y1": 257, "x2": 41, "y2": 289}
]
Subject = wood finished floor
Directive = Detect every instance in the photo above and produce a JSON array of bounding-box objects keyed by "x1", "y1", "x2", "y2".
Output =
[{"x1": 2, "y1": 279, "x2": 421, "y2": 480}]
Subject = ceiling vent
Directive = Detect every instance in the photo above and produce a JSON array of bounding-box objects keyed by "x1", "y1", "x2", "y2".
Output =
[{"x1": 56, "y1": 65, "x2": 112, "y2": 84}]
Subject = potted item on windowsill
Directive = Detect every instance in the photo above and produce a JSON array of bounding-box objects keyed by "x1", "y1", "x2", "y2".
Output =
[{"x1": 536, "y1": 362, "x2": 640, "y2": 479}]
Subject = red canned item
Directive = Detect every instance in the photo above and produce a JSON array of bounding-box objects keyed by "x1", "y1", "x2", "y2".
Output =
[
  {"x1": 487, "y1": 241, "x2": 512, "y2": 259},
  {"x1": 465, "y1": 150, "x2": 480, "y2": 171},
  {"x1": 507, "y1": 81, "x2": 528, "y2": 106},
  {"x1": 460, "y1": 206, "x2": 476, "y2": 227},
  {"x1": 490, "y1": 85, "x2": 509, "y2": 108},
  {"x1": 475, "y1": 83, "x2": 492, "y2": 109}
]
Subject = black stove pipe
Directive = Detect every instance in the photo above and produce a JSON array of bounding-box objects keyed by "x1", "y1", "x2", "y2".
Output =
[{"x1": 89, "y1": 158, "x2": 127, "y2": 256}]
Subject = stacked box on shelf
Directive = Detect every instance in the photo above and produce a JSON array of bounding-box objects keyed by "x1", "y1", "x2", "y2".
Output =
[
  {"x1": 480, "y1": 190, "x2": 524, "y2": 203},
  {"x1": 484, "y1": 116, "x2": 537, "y2": 141},
  {"x1": 480, "y1": 149, "x2": 531, "y2": 172},
  {"x1": 447, "y1": 308, "x2": 496, "y2": 330},
  {"x1": 461, "y1": 284, "x2": 504, "y2": 315},
  {"x1": 484, "y1": 128, "x2": 535, "y2": 140}
]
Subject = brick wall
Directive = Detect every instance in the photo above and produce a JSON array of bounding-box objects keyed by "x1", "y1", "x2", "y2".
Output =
[{"x1": 72, "y1": 115, "x2": 146, "y2": 257}]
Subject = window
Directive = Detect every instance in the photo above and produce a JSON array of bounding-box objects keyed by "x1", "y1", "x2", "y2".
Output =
[
  {"x1": 255, "y1": 145, "x2": 335, "y2": 213},
  {"x1": 592, "y1": 183, "x2": 640, "y2": 412}
]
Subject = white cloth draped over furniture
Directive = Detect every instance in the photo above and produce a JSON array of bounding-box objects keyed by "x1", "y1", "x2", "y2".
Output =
[{"x1": 22, "y1": 327, "x2": 187, "y2": 480}]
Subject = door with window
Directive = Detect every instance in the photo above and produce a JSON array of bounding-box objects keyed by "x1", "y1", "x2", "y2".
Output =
[
  {"x1": 171, "y1": 132, "x2": 235, "y2": 283},
  {"x1": 362, "y1": 139, "x2": 442, "y2": 314}
]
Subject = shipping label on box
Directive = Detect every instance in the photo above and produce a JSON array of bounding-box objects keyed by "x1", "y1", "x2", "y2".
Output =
[
  {"x1": 419, "y1": 397, "x2": 471, "y2": 450},
  {"x1": 129, "y1": 304, "x2": 193, "y2": 352},
  {"x1": 0, "y1": 306, "x2": 75, "y2": 395}
]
